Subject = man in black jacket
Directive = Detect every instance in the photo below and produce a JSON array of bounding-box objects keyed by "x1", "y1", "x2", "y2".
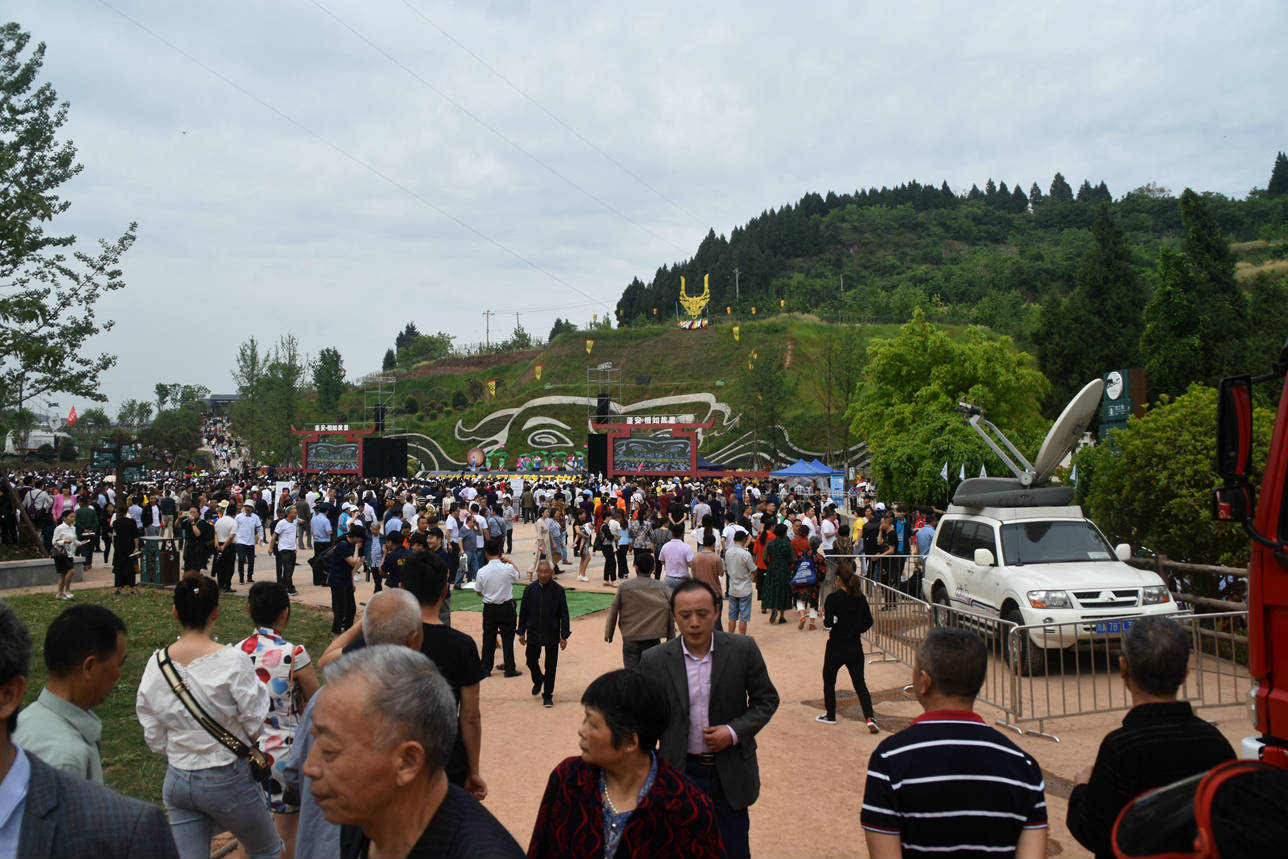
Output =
[
  {"x1": 1067, "y1": 615, "x2": 1236, "y2": 859},
  {"x1": 517, "y1": 559, "x2": 570, "y2": 708}
]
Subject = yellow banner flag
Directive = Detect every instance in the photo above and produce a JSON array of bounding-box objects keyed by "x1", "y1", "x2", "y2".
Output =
[
  {"x1": 751, "y1": 306, "x2": 757, "y2": 315},
  {"x1": 779, "y1": 298, "x2": 785, "y2": 307},
  {"x1": 732, "y1": 325, "x2": 741, "y2": 342},
  {"x1": 534, "y1": 365, "x2": 543, "y2": 380},
  {"x1": 725, "y1": 306, "x2": 731, "y2": 314},
  {"x1": 487, "y1": 380, "x2": 497, "y2": 397},
  {"x1": 748, "y1": 350, "x2": 758, "y2": 370},
  {"x1": 585, "y1": 339, "x2": 594, "y2": 355},
  {"x1": 652, "y1": 307, "x2": 658, "y2": 315}
]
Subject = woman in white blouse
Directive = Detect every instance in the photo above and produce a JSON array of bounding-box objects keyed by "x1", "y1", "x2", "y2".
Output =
[
  {"x1": 50, "y1": 508, "x2": 79, "y2": 600},
  {"x1": 136, "y1": 573, "x2": 280, "y2": 858}
]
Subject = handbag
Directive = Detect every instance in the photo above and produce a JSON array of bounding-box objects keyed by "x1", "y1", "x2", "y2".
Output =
[{"x1": 155, "y1": 647, "x2": 272, "y2": 784}]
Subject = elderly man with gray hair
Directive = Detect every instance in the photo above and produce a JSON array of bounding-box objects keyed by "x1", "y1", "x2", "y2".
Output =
[
  {"x1": 303, "y1": 645, "x2": 524, "y2": 859},
  {"x1": 282, "y1": 589, "x2": 423, "y2": 859},
  {"x1": 1067, "y1": 615, "x2": 1236, "y2": 859}
]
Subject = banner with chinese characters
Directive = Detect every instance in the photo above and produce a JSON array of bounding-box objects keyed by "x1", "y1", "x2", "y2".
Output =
[
  {"x1": 487, "y1": 380, "x2": 497, "y2": 397},
  {"x1": 585, "y1": 339, "x2": 594, "y2": 355},
  {"x1": 534, "y1": 365, "x2": 543, "y2": 380}
]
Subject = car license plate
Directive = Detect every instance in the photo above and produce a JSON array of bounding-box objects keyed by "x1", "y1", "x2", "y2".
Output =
[{"x1": 1093, "y1": 619, "x2": 1132, "y2": 634}]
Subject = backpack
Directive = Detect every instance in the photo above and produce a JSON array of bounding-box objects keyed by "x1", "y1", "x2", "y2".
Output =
[{"x1": 790, "y1": 553, "x2": 819, "y2": 587}]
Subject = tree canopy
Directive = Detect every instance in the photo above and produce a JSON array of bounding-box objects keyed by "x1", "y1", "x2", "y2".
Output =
[
  {"x1": 0, "y1": 23, "x2": 136, "y2": 413},
  {"x1": 1078, "y1": 384, "x2": 1274, "y2": 570},
  {"x1": 846, "y1": 310, "x2": 1050, "y2": 502}
]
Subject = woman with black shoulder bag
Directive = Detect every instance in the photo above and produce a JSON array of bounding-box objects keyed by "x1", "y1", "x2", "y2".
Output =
[{"x1": 136, "y1": 573, "x2": 280, "y2": 858}]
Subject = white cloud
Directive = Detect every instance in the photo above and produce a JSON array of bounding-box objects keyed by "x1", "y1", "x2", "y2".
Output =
[{"x1": 5, "y1": 0, "x2": 1286, "y2": 412}]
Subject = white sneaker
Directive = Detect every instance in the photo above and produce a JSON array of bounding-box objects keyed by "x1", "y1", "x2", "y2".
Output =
[
  {"x1": 867, "y1": 718, "x2": 880, "y2": 734},
  {"x1": 815, "y1": 714, "x2": 837, "y2": 725}
]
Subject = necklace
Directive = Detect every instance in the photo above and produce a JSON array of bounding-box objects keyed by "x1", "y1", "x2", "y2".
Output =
[{"x1": 602, "y1": 780, "x2": 620, "y2": 822}]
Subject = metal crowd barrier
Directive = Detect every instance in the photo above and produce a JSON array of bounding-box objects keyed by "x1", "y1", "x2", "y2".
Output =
[
  {"x1": 830, "y1": 552, "x2": 1252, "y2": 743},
  {"x1": 1002, "y1": 609, "x2": 1250, "y2": 741}
]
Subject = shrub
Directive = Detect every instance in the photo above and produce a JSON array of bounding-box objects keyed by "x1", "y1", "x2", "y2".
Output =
[{"x1": 35, "y1": 443, "x2": 55, "y2": 462}]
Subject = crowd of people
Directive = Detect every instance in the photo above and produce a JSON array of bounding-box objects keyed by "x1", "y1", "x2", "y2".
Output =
[{"x1": 0, "y1": 467, "x2": 1270, "y2": 858}]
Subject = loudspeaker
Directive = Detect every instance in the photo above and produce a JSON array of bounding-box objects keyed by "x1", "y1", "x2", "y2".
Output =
[
  {"x1": 372, "y1": 405, "x2": 387, "y2": 433},
  {"x1": 587, "y1": 433, "x2": 608, "y2": 475},
  {"x1": 362, "y1": 438, "x2": 407, "y2": 478},
  {"x1": 596, "y1": 394, "x2": 611, "y2": 425}
]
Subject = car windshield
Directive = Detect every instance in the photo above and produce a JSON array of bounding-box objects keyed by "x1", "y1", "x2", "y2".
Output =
[{"x1": 1000, "y1": 520, "x2": 1116, "y2": 565}]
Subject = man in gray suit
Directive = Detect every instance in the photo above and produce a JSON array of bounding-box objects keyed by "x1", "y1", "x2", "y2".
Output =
[
  {"x1": 640, "y1": 579, "x2": 780, "y2": 859},
  {"x1": 0, "y1": 600, "x2": 178, "y2": 859}
]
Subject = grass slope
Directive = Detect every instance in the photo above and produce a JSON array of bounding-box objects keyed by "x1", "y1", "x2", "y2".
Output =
[{"x1": 338, "y1": 316, "x2": 1006, "y2": 463}]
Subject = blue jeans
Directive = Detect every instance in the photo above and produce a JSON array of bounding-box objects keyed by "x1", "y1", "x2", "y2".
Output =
[
  {"x1": 728, "y1": 594, "x2": 752, "y2": 623},
  {"x1": 163, "y1": 761, "x2": 281, "y2": 859}
]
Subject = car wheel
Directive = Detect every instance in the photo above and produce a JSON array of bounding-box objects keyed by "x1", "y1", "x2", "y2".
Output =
[
  {"x1": 932, "y1": 585, "x2": 953, "y2": 627},
  {"x1": 1004, "y1": 608, "x2": 1046, "y2": 677}
]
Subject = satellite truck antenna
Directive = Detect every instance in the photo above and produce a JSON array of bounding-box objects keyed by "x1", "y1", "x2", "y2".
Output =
[{"x1": 955, "y1": 378, "x2": 1104, "y2": 505}]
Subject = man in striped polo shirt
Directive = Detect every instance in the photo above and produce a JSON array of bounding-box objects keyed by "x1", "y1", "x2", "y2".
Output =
[{"x1": 861, "y1": 627, "x2": 1047, "y2": 858}]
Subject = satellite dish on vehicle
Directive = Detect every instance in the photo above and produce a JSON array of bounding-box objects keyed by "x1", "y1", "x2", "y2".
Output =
[{"x1": 1031, "y1": 378, "x2": 1103, "y2": 486}]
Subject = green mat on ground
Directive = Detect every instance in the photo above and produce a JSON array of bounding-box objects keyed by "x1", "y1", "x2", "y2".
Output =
[{"x1": 450, "y1": 583, "x2": 614, "y2": 618}]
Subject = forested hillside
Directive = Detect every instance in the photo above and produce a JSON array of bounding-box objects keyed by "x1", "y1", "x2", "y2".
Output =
[{"x1": 615, "y1": 156, "x2": 1288, "y2": 411}]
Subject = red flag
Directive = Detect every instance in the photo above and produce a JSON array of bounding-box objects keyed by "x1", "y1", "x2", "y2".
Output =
[{"x1": 67, "y1": 406, "x2": 78, "y2": 426}]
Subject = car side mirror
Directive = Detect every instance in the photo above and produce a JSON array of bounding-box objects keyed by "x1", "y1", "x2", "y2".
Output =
[
  {"x1": 973, "y1": 548, "x2": 995, "y2": 567},
  {"x1": 1115, "y1": 543, "x2": 1131, "y2": 562},
  {"x1": 1213, "y1": 484, "x2": 1255, "y2": 522}
]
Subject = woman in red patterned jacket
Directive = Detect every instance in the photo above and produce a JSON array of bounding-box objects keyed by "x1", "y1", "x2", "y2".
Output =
[{"x1": 528, "y1": 669, "x2": 725, "y2": 859}]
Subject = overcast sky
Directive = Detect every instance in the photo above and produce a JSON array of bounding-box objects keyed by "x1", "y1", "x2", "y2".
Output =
[{"x1": 9, "y1": 0, "x2": 1287, "y2": 417}]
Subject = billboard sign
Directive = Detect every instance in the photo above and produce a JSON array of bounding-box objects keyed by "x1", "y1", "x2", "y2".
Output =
[
  {"x1": 305, "y1": 441, "x2": 360, "y2": 473},
  {"x1": 612, "y1": 436, "x2": 692, "y2": 473}
]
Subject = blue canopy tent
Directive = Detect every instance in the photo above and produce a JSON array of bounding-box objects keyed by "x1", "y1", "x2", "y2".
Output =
[
  {"x1": 770, "y1": 459, "x2": 822, "y2": 477},
  {"x1": 809, "y1": 458, "x2": 841, "y2": 475}
]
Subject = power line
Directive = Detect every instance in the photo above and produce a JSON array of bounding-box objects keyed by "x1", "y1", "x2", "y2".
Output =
[
  {"x1": 397, "y1": 0, "x2": 703, "y2": 228},
  {"x1": 309, "y1": 0, "x2": 688, "y2": 255},
  {"x1": 94, "y1": 0, "x2": 611, "y2": 310}
]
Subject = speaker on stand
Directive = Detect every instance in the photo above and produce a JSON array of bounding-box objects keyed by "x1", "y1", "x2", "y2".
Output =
[{"x1": 587, "y1": 434, "x2": 608, "y2": 475}]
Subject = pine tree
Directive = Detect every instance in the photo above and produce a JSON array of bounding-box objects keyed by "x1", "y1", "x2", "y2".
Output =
[
  {"x1": 984, "y1": 178, "x2": 998, "y2": 200},
  {"x1": 1141, "y1": 248, "x2": 1202, "y2": 399},
  {"x1": 1178, "y1": 188, "x2": 1247, "y2": 384},
  {"x1": 382, "y1": 348, "x2": 395, "y2": 371},
  {"x1": 1029, "y1": 182, "x2": 1044, "y2": 210},
  {"x1": 1037, "y1": 205, "x2": 1146, "y2": 405},
  {"x1": 1094, "y1": 181, "x2": 1112, "y2": 204},
  {"x1": 1076, "y1": 179, "x2": 1095, "y2": 203},
  {"x1": 1049, "y1": 172, "x2": 1073, "y2": 202},
  {"x1": 967, "y1": 184, "x2": 984, "y2": 200},
  {"x1": 1268, "y1": 151, "x2": 1288, "y2": 196},
  {"x1": 1011, "y1": 184, "x2": 1030, "y2": 213}
]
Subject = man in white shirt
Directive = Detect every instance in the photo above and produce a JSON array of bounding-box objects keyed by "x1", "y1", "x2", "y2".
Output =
[
  {"x1": 233, "y1": 501, "x2": 263, "y2": 585},
  {"x1": 475, "y1": 538, "x2": 522, "y2": 678},
  {"x1": 271, "y1": 507, "x2": 300, "y2": 595},
  {"x1": 658, "y1": 523, "x2": 695, "y2": 592},
  {"x1": 212, "y1": 501, "x2": 238, "y2": 593},
  {"x1": 723, "y1": 530, "x2": 757, "y2": 635}
]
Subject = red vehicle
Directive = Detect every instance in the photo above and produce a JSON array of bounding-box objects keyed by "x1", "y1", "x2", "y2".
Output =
[{"x1": 1213, "y1": 344, "x2": 1288, "y2": 766}]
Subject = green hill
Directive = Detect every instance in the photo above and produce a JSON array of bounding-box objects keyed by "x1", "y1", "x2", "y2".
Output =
[{"x1": 336, "y1": 316, "x2": 1016, "y2": 472}]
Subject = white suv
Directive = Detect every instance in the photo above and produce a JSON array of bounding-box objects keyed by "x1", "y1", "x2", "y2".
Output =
[{"x1": 921, "y1": 504, "x2": 1180, "y2": 674}]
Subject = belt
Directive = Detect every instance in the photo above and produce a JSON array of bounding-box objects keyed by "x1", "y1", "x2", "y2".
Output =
[
  {"x1": 483, "y1": 599, "x2": 514, "y2": 606},
  {"x1": 686, "y1": 753, "x2": 717, "y2": 765}
]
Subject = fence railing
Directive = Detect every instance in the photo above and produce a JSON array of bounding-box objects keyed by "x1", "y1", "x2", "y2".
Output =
[{"x1": 843, "y1": 557, "x2": 1250, "y2": 743}]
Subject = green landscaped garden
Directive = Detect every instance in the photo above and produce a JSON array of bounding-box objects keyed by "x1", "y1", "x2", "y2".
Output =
[
  {"x1": 4, "y1": 582, "x2": 613, "y2": 805},
  {"x1": 448, "y1": 583, "x2": 614, "y2": 618}
]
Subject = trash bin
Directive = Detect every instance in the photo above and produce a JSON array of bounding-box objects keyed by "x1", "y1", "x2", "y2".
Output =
[{"x1": 141, "y1": 537, "x2": 181, "y2": 586}]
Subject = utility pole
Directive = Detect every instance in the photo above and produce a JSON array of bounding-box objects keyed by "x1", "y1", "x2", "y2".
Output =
[
  {"x1": 482, "y1": 310, "x2": 495, "y2": 348},
  {"x1": 733, "y1": 267, "x2": 740, "y2": 300}
]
